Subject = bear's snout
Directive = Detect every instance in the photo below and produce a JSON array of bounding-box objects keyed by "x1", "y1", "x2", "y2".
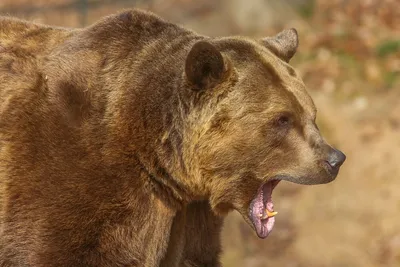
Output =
[{"x1": 325, "y1": 148, "x2": 346, "y2": 175}]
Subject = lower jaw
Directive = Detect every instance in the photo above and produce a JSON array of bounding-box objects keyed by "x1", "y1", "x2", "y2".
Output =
[
  {"x1": 249, "y1": 180, "x2": 280, "y2": 238},
  {"x1": 254, "y1": 216, "x2": 275, "y2": 239}
]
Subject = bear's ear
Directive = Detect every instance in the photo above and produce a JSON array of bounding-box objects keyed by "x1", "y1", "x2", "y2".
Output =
[
  {"x1": 185, "y1": 41, "x2": 225, "y2": 91},
  {"x1": 262, "y1": 28, "x2": 298, "y2": 62}
]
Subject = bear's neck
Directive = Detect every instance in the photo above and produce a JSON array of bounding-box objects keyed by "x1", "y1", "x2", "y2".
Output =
[{"x1": 89, "y1": 16, "x2": 206, "y2": 204}]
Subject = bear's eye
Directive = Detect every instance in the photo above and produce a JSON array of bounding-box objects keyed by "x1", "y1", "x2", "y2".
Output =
[{"x1": 276, "y1": 115, "x2": 291, "y2": 127}]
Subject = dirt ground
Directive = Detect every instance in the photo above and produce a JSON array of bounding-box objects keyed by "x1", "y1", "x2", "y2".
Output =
[{"x1": 1, "y1": 0, "x2": 399, "y2": 266}]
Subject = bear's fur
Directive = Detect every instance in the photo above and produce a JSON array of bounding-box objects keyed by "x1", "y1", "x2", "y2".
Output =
[{"x1": 0, "y1": 9, "x2": 345, "y2": 267}]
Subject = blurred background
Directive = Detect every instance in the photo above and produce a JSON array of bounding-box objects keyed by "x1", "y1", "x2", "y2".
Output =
[{"x1": 1, "y1": 0, "x2": 399, "y2": 266}]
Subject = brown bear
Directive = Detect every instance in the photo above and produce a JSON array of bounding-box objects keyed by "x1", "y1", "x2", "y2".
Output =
[{"x1": 0, "y1": 9, "x2": 346, "y2": 267}]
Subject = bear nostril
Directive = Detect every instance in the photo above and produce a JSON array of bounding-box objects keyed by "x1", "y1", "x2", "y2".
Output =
[{"x1": 327, "y1": 149, "x2": 346, "y2": 169}]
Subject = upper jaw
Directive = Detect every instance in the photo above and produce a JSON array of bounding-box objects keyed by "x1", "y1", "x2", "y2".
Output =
[{"x1": 270, "y1": 169, "x2": 338, "y2": 185}]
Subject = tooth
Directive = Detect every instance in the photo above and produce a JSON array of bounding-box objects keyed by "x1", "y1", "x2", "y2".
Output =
[
  {"x1": 266, "y1": 210, "x2": 278, "y2": 217},
  {"x1": 260, "y1": 210, "x2": 278, "y2": 219}
]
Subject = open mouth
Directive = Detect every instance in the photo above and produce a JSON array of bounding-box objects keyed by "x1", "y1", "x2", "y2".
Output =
[{"x1": 249, "y1": 179, "x2": 281, "y2": 239}]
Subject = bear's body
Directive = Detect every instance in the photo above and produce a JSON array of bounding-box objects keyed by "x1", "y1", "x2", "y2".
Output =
[{"x1": 0, "y1": 9, "x2": 345, "y2": 267}]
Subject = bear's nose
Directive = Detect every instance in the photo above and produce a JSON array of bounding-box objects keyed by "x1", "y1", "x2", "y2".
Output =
[{"x1": 327, "y1": 149, "x2": 346, "y2": 169}]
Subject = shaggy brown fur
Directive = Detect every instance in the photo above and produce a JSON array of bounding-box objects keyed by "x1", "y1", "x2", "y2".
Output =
[{"x1": 0, "y1": 9, "x2": 345, "y2": 267}]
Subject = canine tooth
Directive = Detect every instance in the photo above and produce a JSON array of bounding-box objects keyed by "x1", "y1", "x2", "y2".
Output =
[
  {"x1": 266, "y1": 210, "x2": 278, "y2": 217},
  {"x1": 260, "y1": 210, "x2": 278, "y2": 219}
]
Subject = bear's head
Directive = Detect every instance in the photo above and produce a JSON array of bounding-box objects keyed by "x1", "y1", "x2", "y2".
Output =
[{"x1": 180, "y1": 29, "x2": 346, "y2": 238}]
